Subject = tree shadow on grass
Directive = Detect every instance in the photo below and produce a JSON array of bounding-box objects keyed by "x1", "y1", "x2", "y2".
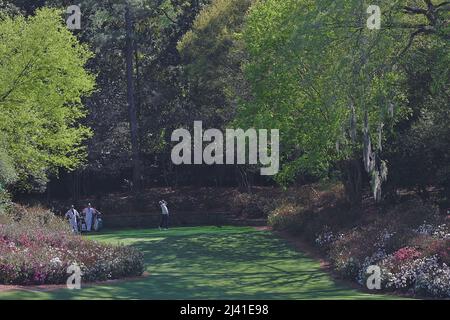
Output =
[{"x1": 0, "y1": 227, "x2": 396, "y2": 300}]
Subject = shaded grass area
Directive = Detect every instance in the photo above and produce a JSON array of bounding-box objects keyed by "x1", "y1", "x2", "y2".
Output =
[{"x1": 0, "y1": 226, "x2": 399, "y2": 300}]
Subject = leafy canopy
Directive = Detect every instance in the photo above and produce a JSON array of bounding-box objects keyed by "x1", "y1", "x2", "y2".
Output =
[
  {"x1": 0, "y1": 8, "x2": 95, "y2": 189},
  {"x1": 238, "y1": 0, "x2": 447, "y2": 191}
]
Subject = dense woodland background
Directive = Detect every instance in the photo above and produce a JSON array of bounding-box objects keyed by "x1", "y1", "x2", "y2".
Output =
[{"x1": 0, "y1": 0, "x2": 448, "y2": 208}]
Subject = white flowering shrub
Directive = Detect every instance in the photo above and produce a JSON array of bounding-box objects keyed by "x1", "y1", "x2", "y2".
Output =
[
  {"x1": 381, "y1": 258, "x2": 418, "y2": 291},
  {"x1": 381, "y1": 255, "x2": 450, "y2": 297},
  {"x1": 315, "y1": 228, "x2": 344, "y2": 249},
  {"x1": 320, "y1": 221, "x2": 450, "y2": 297},
  {"x1": 414, "y1": 223, "x2": 450, "y2": 240},
  {"x1": 414, "y1": 256, "x2": 450, "y2": 297}
]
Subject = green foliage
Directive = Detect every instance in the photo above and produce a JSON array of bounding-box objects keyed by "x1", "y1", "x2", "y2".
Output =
[
  {"x1": 178, "y1": 0, "x2": 254, "y2": 127},
  {"x1": 0, "y1": 8, "x2": 95, "y2": 189},
  {"x1": 0, "y1": 149, "x2": 17, "y2": 186},
  {"x1": 40, "y1": 0, "x2": 210, "y2": 180},
  {"x1": 239, "y1": 0, "x2": 412, "y2": 184},
  {"x1": 0, "y1": 149, "x2": 16, "y2": 213},
  {"x1": 0, "y1": 0, "x2": 20, "y2": 16},
  {"x1": 385, "y1": 40, "x2": 450, "y2": 198},
  {"x1": 2, "y1": 0, "x2": 447, "y2": 195},
  {"x1": 237, "y1": 0, "x2": 448, "y2": 203}
]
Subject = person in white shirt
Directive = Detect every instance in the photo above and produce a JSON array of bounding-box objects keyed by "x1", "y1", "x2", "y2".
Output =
[
  {"x1": 82, "y1": 203, "x2": 98, "y2": 232},
  {"x1": 65, "y1": 205, "x2": 80, "y2": 233},
  {"x1": 159, "y1": 200, "x2": 169, "y2": 230}
]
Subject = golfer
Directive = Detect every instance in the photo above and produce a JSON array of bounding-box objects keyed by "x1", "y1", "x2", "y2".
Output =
[{"x1": 159, "y1": 200, "x2": 169, "y2": 230}]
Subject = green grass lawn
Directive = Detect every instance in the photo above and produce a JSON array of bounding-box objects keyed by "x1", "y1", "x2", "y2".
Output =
[{"x1": 0, "y1": 226, "x2": 400, "y2": 300}]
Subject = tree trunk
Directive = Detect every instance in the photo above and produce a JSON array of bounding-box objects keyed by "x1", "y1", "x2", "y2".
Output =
[
  {"x1": 125, "y1": 5, "x2": 142, "y2": 192},
  {"x1": 134, "y1": 40, "x2": 141, "y2": 120},
  {"x1": 341, "y1": 159, "x2": 363, "y2": 207}
]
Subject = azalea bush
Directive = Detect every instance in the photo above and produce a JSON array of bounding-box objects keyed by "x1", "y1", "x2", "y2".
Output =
[
  {"x1": 380, "y1": 255, "x2": 450, "y2": 298},
  {"x1": 316, "y1": 226, "x2": 450, "y2": 298},
  {"x1": 323, "y1": 212, "x2": 449, "y2": 297},
  {"x1": 0, "y1": 205, "x2": 144, "y2": 285},
  {"x1": 270, "y1": 194, "x2": 450, "y2": 298}
]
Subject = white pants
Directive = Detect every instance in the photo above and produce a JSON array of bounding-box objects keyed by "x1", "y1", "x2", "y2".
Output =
[
  {"x1": 69, "y1": 218, "x2": 78, "y2": 233},
  {"x1": 86, "y1": 212, "x2": 92, "y2": 231}
]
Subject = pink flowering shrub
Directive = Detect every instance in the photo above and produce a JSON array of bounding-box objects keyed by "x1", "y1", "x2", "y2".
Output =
[
  {"x1": 0, "y1": 206, "x2": 144, "y2": 285},
  {"x1": 310, "y1": 200, "x2": 450, "y2": 298},
  {"x1": 393, "y1": 247, "x2": 421, "y2": 262}
]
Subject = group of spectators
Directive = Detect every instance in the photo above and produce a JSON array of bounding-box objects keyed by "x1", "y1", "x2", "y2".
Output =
[{"x1": 65, "y1": 203, "x2": 102, "y2": 233}]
